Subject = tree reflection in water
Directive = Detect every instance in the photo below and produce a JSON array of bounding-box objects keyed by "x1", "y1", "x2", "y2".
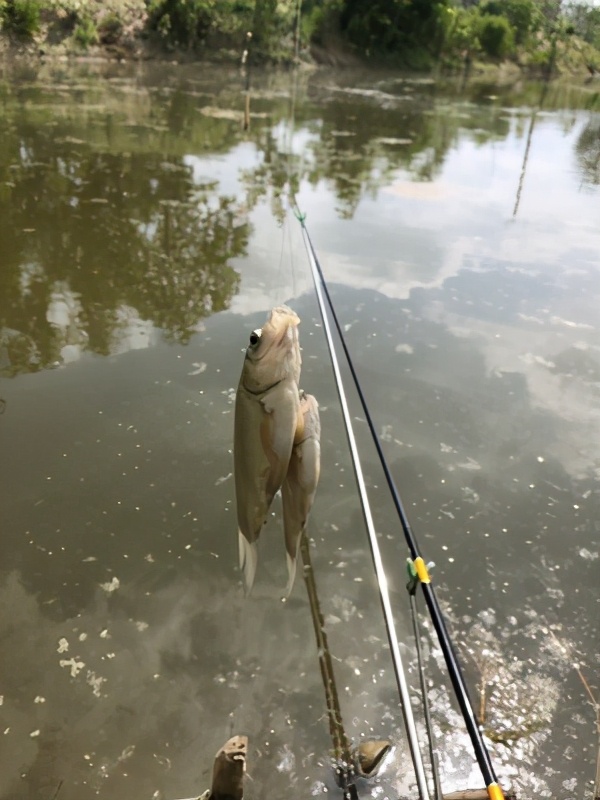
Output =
[
  {"x1": 1, "y1": 66, "x2": 598, "y2": 377},
  {"x1": 0, "y1": 131, "x2": 246, "y2": 375},
  {"x1": 0, "y1": 63, "x2": 599, "y2": 800},
  {"x1": 576, "y1": 116, "x2": 600, "y2": 187}
]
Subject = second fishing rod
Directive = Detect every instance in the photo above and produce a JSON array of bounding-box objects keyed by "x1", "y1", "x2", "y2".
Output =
[{"x1": 296, "y1": 212, "x2": 506, "y2": 800}]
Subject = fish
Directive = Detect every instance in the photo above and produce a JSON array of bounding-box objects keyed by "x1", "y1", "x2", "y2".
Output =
[
  {"x1": 282, "y1": 390, "x2": 321, "y2": 596},
  {"x1": 234, "y1": 305, "x2": 302, "y2": 593}
]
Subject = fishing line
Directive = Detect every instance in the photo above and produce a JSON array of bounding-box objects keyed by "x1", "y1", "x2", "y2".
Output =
[
  {"x1": 284, "y1": 65, "x2": 300, "y2": 302},
  {"x1": 407, "y1": 565, "x2": 443, "y2": 800},
  {"x1": 295, "y1": 210, "x2": 506, "y2": 800},
  {"x1": 276, "y1": 210, "x2": 289, "y2": 304},
  {"x1": 295, "y1": 219, "x2": 431, "y2": 800},
  {"x1": 287, "y1": 198, "x2": 297, "y2": 300},
  {"x1": 276, "y1": 67, "x2": 300, "y2": 304}
]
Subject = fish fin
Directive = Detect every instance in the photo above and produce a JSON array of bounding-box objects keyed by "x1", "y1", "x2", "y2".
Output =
[
  {"x1": 260, "y1": 402, "x2": 296, "y2": 503},
  {"x1": 293, "y1": 401, "x2": 306, "y2": 445},
  {"x1": 282, "y1": 395, "x2": 321, "y2": 597},
  {"x1": 298, "y1": 393, "x2": 321, "y2": 443},
  {"x1": 238, "y1": 530, "x2": 258, "y2": 595},
  {"x1": 284, "y1": 548, "x2": 299, "y2": 598},
  {"x1": 281, "y1": 467, "x2": 305, "y2": 597}
]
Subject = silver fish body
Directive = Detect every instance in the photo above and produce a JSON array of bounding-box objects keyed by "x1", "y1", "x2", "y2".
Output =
[
  {"x1": 282, "y1": 390, "x2": 321, "y2": 596},
  {"x1": 234, "y1": 306, "x2": 302, "y2": 593}
]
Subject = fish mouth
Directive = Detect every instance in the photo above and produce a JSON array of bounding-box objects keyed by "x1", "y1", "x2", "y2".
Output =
[
  {"x1": 272, "y1": 319, "x2": 299, "y2": 353},
  {"x1": 240, "y1": 305, "x2": 301, "y2": 393},
  {"x1": 249, "y1": 306, "x2": 300, "y2": 362}
]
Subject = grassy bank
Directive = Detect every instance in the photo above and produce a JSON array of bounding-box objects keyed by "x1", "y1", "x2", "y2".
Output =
[
  {"x1": 0, "y1": 0, "x2": 261, "y2": 62},
  {"x1": 0, "y1": 0, "x2": 599, "y2": 77}
]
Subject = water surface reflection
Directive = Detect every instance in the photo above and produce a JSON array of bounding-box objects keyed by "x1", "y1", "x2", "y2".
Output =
[{"x1": 1, "y1": 61, "x2": 599, "y2": 800}]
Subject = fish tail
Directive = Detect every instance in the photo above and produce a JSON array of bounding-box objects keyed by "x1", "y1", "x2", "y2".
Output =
[
  {"x1": 238, "y1": 530, "x2": 258, "y2": 595},
  {"x1": 284, "y1": 530, "x2": 304, "y2": 597},
  {"x1": 284, "y1": 550, "x2": 298, "y2": 598}
]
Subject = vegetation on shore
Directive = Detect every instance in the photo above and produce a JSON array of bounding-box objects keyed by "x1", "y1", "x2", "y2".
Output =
[{"x1": 0, "y1": 0, "x2": 599, "y2": 75}]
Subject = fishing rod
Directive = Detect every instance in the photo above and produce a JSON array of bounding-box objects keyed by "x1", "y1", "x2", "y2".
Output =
[
  {"x1": 291, "y1": 214, "x2": 432, "y2": 800},
  {"x1": 295, "y1": 210, "x2": 506, "y2": 800},
  {"x1": 407, "y1": 564, "x2": 443, "y2": 800}
]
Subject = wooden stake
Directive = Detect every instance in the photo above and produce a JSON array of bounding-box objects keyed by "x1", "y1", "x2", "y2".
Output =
[{"x1": 210, "y1": 735, "x2": 248, "y2": 800}]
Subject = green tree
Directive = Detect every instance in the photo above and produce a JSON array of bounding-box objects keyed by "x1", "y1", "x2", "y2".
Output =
[
  {"x1": 1, "y1": 0, "x2": 41, "y2": 37},
  {"x1": 566, "y1": 2, "x2": 600, "y2": 50},
  {"x1": 480, "y1": 0, "x2": 535, "y2": 44},
  {"x1": 339, "y1": 0, "x2": 454, "y2": 61},
  {"x1": 253, "y1": 0, "x2": 277, "y2": 51},
  {"x1": 477, "y1": 13, "x2": 515, "y2": 58},
  {"x1": 301, "y1": 0, "x2": 344, "y2": 46},
  {"x1": 443, "y1": 5, "x2": 481, "y2": 61},
  {"x1": 147, "y1": 0, "x2": 216, "y2": 48}
]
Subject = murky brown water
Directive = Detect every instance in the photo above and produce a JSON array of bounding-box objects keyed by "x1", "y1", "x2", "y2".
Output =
[{"x1": 1, "y1": 59, "x2": 599, "y2": 800}]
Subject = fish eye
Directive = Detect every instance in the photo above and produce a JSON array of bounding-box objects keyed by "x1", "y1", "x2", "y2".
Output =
[{"x1": 249, "y1": 329, "x2": 261, "y2": 346}]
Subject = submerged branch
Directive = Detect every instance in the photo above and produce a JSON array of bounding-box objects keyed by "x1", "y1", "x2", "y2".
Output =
[{"x1": 300, "y1": 532, "x2": 352, "y2": 765}]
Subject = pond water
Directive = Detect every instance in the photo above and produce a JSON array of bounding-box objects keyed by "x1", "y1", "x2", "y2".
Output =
[{"x1": 0, "y1": 59, "x2": 599, "y2": 800}]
